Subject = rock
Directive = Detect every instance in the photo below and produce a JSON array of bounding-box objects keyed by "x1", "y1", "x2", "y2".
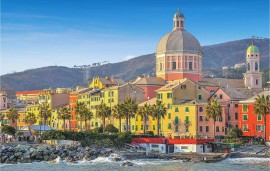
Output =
[
  {"x1": 189, "y1": 157, "x2": 203, "y2": 163},
  {"x1": 14, "y1": 152, "x2": 23, "y2": 158},
  {"x1": 15, "y1": 145, "x2": 30, "y2": 152},
  {"x1": 44, "y1": 155, "x2": 50, "y2": 161},
  {"x1": 9, "y1": 155, "x2": 15, "y2": 161},
  {"x1": 120, "y1": 161, "x2": 134, "y2": 167},
  {"x1": 111, "y1": 157, "x2": 122, "y2": 162},
  {"x1": 1, "y1": 156, "x2": 8, "y2": 163},
  {"x1": 36, "y1": 155, "x2": 44, "y2": 160}
]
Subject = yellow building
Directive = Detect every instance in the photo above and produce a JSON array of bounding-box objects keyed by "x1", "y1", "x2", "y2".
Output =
[{"x1": 26, "y1": 104, "x2": 41, "y2": 125}]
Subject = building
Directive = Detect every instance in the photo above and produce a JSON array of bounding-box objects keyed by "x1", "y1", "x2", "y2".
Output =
[
  {"x1": 243, "y1": 40, "x2": 263, "y2": 89},
  {"x1": 156, "y1": 8, "x2": 202, "y2": 82},
  {"x1": 89, "y1": 76, "x2": 125, "y2": 89},
  {"x1": 238, "y1": 91, "x2": 270, "y2": 141},
  {"x1": 0, "y1": 91, "x2": 7, "y2": 110}
]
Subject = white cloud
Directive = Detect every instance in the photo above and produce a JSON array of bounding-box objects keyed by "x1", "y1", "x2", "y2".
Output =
[{"x1": 123, "y1": 55, "x2": 135, "y2": 61}]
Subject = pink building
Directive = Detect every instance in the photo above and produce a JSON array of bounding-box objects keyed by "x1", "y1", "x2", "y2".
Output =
[{"x1": 0, "y1": 91, "x2": 7, "y2": 110}]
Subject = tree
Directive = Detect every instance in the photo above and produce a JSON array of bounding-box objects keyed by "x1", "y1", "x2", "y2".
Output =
[
  {"x1": 57, "y1": 106, "x2": 71, "y2": 130},
  {"x1": 7, "y1": 108, "x2": 19, "y2": 130},
  {"x1": 254, "y1": 94, "x2": 270, "y2": 143},
  {"x1": 81, "y1": 107, "x2": 93, "y2": 131},
  {"x1": 1, "y1": 125, "x2": 16, "y2": 135},
  {"x1": 138, "y1": 103, "x2": 152, "y2": 135},
  {"x1": 0, "y1": 112, "x2": 5, "y2": 126},
  {"x1": 151, "y1": 100, "x2": 167, "y2": 135},
  {"x1": 25, "y1": 112, "x2": 37, "y2": 135},
  {"x1": 40, "y1": 105, "x2": 52, "y2": 125},
  {"x1": 75, "y1": 102, "x2": 87, "y2": 131},
  {"x1": 123, "y1": 98, "x2": 138, "y2": 131},
  {"x1": 104, "y1": 124, "x2": 119, "y2": 133},
  {"x1": 97, "y1": 103, "x2": 111, "y2": 133},
  {"x1": 227, "y1": 127, "x2": 243, "y2": 138},
  {"x1": 206, "y1": 99, "x2": 222, "y2": 140},
  {"x1": 112, "y1": 104, "x2": 125, "y2": 133}
]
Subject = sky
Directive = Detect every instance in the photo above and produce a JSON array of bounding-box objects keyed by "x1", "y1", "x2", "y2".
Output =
[{"x1": 1, "y1": 0, "x2": 269, "y2": 75}]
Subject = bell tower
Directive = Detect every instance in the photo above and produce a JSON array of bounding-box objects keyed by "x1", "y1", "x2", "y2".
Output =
[{"x1": 243, "y1": 39, "x2": 262, "y2": 89}]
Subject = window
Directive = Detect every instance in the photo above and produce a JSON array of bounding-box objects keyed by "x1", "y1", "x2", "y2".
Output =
[
  {"x1": 256, "y1": 125, "x2": 262, "y2": 132},
  {"x1": 199, "y1": 116, "x2": 203, "y2": 121},
  {"x1": 175, "y1": 107, "x2": 179, "y2": 112},
  {"x1": 255, "y1": 62, "x2": 258, "y2": 71},
  {"x1": 180, "y1": 21, "x2": 183, "y2": 27},
  {"x1": 198, "y1": 95, "x2": 202, "y2": 100},
  {"x1": 199, "y1": 126, "x2": 203, "y2": 132},
  {"x1": 131, "y1": 125, "x2": 134, "y2": 130},
  {"x1": 235, "y1": 104, "x2": 238, "y2": 108},
  {"x1": 160, "y1": 62, "x2": 163, "y2": 70},
  {"x1": 167, "y1": 93, "x2": 173, "y2": 99},
  {"x1": 146, "y1": 125, "x2": 149, "y2": 130},
  {"x1": 247, "y1": 63, "x2": 250, "y2": 71},
  {"x1": 189, "y1": 62, "x2": 193, "y2": 70},
  {"x1": 136, "y1": 116, "x2": 138, "y2": 121},
  {"x1": 95, "y1": 122, "x2": 98, "y2": 127},
  {"x1": 157, "y1": 93, "x2": 163, "y2": 99},
  {"x1": 243, "y1": 105, "x2": 248, "y2": 112},
  {"x1": 235, "y1": 113, "x2": 238, "y2": 120},
  {"x1": 175, "y1": 125, "x2": 178, "y2": 132},
  {"x1": 185, "y1": 116, "x2": 189, "y2": 124},
  {"x1": 216, "y1": 126, "x2": 219, "y2": 132},
  {"x1": 172, "y1": 61, "x2": 176, "y2": 70},
  {"x1": 153, "y1": 125, "x2": 155, "y2": 130},
  {"x1": 141, "y1": 125, "x2": 143, "y2": 130},
  {"x1": 177, "y1": 20, "x2": 179, "y2": 27},
  {"x1": 175, "y1": 116, "x2": 179, "y2": 124},
  {"x1": 243, "y1": 114, "x2": 248, "y2": 121},
  {"x1": 243, "y1": 125, "x2": 248, "y2": 132},
  {"x1": 181, "y1": 85, "x2": 186, "y2": 89},
  {"x1": 168, "y1": 113, "x2": 171, "y2": 119},
  {"x1": 185, "y1": 125, "x2": 189, "y2": 132},
  {"x1": 135, "y1": 125, "x2": 138, "y2": 131},
  {"x1": 152, "y1": 144, "x2": 159, "y2": 148},
  {"x1": 167, "y1": 104, "x2": 171, "y2": 109},
  {"x1": 168, "y1": 123, "x2": 171, "y2": 129},
  {"x1": 219, "y1": 94, "x2": 223, "y2": 99},
  {"x1": 256, "y1": 79, "x2": 258, "y2": 85},
  {"x1": 185, "y1": 107, "x2": 189, "y2": 112},
  {"x1": 222, "y1": 127, "x2": 225, "y2": 132},
  {"x1": 206, "y1": 126, "x2": 209, "y2": 132},
  {"x1": 257, "y1": 115, "x2": 262, "y2": 121},
  {"x1": 181, "y1": 146, "x2": 188, "y2": 149}
]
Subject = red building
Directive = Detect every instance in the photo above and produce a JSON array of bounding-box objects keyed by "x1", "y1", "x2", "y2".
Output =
[{"x1": 238, "y1": 91, "x2": 270, "y2": 141}]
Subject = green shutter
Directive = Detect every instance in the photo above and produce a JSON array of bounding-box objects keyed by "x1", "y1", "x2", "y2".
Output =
[
  {"x1": 168, "y1": 113, "x2": 171, "y2": 119},
  {"x1": 168, "y1": 123, "x2": 171, "y2": 129},
  {"x1": 257, "y1": 115, "x2": 262, "y2": 121},
  {"x1": 243, "y1": 115, "x2": 248, "y2": 121},
  {"x1": 185, "y1": 116, "x2": 189, "y2": 124},
  {"x1": 175, "y1": 107, "x2": 179, "y2": 112},
  {"x1": 175, "y1": 116, "x2": 179, "y2": 124},
  {"x1": 185, "y1": 107, "x2": 189, "y2": 112}
]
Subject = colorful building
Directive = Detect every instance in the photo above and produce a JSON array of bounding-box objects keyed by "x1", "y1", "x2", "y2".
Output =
[
  {"x1": 238, "y1": 91, "x2": 270, "y2": 141},
  {"x1": 0, "y1": 91, "x2": 7, "y2": 110}
]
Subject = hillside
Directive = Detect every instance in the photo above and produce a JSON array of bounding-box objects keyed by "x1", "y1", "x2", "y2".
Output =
[{"x1": 0, "y1": 38, "x2": 269, "y2": 93}]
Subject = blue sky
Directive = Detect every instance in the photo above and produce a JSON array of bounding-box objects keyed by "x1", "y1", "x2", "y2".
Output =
[{"x1": 1, "y1": 0, "x2": 269, "y2": 75}]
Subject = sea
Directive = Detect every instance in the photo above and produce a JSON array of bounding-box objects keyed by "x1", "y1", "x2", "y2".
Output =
[{"x1": 0, "y1": 156, "x2": 269, "y2": 171}]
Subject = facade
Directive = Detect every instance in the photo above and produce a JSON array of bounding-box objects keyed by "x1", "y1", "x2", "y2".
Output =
[
  {"x1": 243, "y1": 41, "x2": 262, "y2": 89},
  {"x1": 0, "y1": 91, "x2": 8, "y2": 110},
  {"x1": 156, "y1": 8, "x2": 202, "y2": 82},
  {"x1": 238, "y1": 91, "x2": 270, "y2": 141}
]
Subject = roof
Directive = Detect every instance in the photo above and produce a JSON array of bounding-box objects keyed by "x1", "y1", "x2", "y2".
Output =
[
  {"x1": 223, "y1": 87, "x2": 263, "y2": 100},
  {"x1": 247, "y1": 45, "x2": 259, "y2": 54},
  {"x1": 157, "y1": 79, "x2": 186, "y2": 91},
  {"x1": 202, "y1": 78, "x2": 244, "y2": 89},
  {"x1": 139, "y1": 97, "x2": 157, "y2": 106},
  {"x1": 174, "y1": 8, "x2": 185, "y2": 18},
  {"x1": 16, "y1": 90, "x2": 44, "y2": 96},
  {"x1": 156, "y1": 30, "x2": 202, "y2": 54},
  {"x1": 132, "y1": 77, "x2": 165, "y2": 86},
  {"x1": 239, "y1": 90, "x2": 270, "y2": 103}
]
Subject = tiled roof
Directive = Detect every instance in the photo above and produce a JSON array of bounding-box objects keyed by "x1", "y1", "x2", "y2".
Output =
[
  {"x1": 156, "y1": 79, "x2": 186, "y2": 91},
  {"x1": 239, "y1": 90, "x2": 270, "y2": 103},
  {"x1": 16, "y1": 90, "x2": 44, "y2": 95},
  {"x1": 132, "y1": 77, "x2": 165, "y2": 86},
  {"x1": 139, "y1": 97, "x2": 157, "y2": 106},
  {"x1": 202, "y1": 78, "x2": 244, "y2": 88}
]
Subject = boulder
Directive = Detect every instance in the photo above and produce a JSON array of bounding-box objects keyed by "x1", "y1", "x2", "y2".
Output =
[
  {"x1": 120, "y1": 161, "x2": 134, "y2": 167},
  {"x1": 15, "y1": 145, "x2": 30, "y2": 152},
  {"x1": 14, "y1": 152, "x2": 23, "y2": 158},
  {"x1": 111, "y1": 157, "x2": 122, "y2": 162}
]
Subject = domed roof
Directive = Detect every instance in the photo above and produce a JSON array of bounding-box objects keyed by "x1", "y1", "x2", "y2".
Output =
[
  {"x1": 156, "y1": 30, "x2": 202, "y2": 54},
  {"x1": 174, "y1": 8, "x2": 185, "y2": 18},
  {"x1": 247, "y1": 45, "x2": 259, "y2": 54}
]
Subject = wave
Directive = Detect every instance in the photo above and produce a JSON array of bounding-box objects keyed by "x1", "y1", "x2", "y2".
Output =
[{"x1": 223, "y1": 157, "x2": 270, "y2": 165}]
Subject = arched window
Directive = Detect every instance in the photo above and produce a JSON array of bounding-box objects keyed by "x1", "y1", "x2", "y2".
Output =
[
  {"x1": 256, "y1": 79, "x2": 258, "y2": 85},
  {"x1": 177, "y1": 21, "x2": 179, "y2": 27},
  {"x1": 247, "y1": 63, "x2": 250, "y2": 71},
  {"x1": 189, "y1": 62, "x2": 193, "y2": 70},
  {"x1": 255, "y1": 62, "x2": 258, "y2": 71},
  {"x1": 160, "y1": 62, "x2": 163, "y2": 71},
  {"x1": 181, "y1": 21, "x2": 183, "y2": 27}
]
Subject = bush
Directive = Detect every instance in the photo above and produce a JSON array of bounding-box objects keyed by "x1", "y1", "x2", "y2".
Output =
[
  {"x1": 1, "y1": 125, "x2": 16, "y2": 135},
  {"x1": 15, "y1": 132, "x2": 24, "y2": 136},
  {"x1": 117, "y1": 131, "x2": 132, "y2": 144},
  {"x1": 227, "y1": 127, "x2": 243, "y2": 138},
  {"x1": 90, "y1": 126, "x2": 103, "y2": 134},
  {"x1": 104, "y1": 124, "x2": 119, "y2": 133}
]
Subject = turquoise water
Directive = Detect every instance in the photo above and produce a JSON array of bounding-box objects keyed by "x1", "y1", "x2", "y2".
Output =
[{"x1": 1, "y1": 157, "x2": 269, "y2": 171}]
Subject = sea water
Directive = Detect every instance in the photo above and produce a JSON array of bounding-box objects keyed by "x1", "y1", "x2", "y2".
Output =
[{"x1": 0, "y1": 157, "x2": 269, "y2": 171}]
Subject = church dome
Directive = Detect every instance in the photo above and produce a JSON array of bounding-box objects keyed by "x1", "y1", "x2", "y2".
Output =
[
  {"x1": 247, "y1": 45, "x2": 259, "y2": 54},
  {"x1": 156, "y1": 30, "x2": 202, "y2": 54}
]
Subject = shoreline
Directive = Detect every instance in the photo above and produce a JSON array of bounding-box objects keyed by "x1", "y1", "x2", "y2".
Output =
[{"x1": 1, "y1": 143, "x2": 269, "y2": 165}]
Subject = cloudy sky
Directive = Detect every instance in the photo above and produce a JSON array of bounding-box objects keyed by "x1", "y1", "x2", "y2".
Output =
[{"x1": 1, "y1": 0, "x2": 269, "y2": 75}]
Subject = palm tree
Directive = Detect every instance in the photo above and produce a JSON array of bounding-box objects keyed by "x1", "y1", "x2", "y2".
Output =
[
  {"x1": 39, "y1": 105, "x2": 52, "y2": 125},
  {"x1": 0, "y1": 112, "x2": 5, "y2": 127},
  {"x1": 25, "y1": 113, "x2": 37, "y2": 135},
  {"x1": 206, "y1": 98, "x2": 222, "y2": 140},
  {"x1": 112, "y1": 104, "x2": 125, "y2": 133},
  {"x1": 123, "y1": 98, "x2": 138, "y2": 131},
  {"x1": 81, "y1": 108, "x2": 93, "y2": 131},
  {"x1": 138, "y1": 103, "x2": 153, "y2": 135},
  {"x1": 7, "y1": 108, "x2": 19, "y2": 130},
  {"x1": 151, "y1": 100, "x2": 166, "y2": 136},
  {"x1": 57, "y1": 106, "x2": 71, "y2": 130},
  {"x1": 254, "y1": 94, "x2": 270, "y2": 143},
  {"x1": 97, "y1": 103, "x2": 111, "y2": 133},
  {"x1": 75, "y1": 102, "x2": 87, "y2": 131}
]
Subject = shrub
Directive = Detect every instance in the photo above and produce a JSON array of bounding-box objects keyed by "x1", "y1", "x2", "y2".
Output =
[
  {"x1": 90, "y1": 126, "x2": 103, "y2": 134},
  {"x1": 1, "y1": 125, "x2": 16, "y2": 135},
  {"x1": 117, "y1": 131, "x2": 132, "y2": 144},
  {"x1": 15, "y1": 132, "x2": 24, "y2": 136},
  {"x1": 104, "y1": 124, "x2": 119, "y2": 133},
  {"x1": 227, "y1": 127, "x2": 243, "y2": 138}
]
